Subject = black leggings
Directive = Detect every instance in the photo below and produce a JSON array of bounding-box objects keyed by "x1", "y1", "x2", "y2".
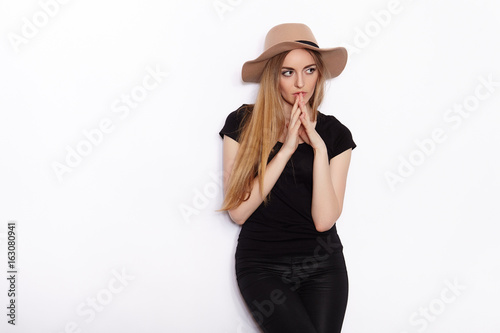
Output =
[{"x1": 235, "y1": 251, "x2": 348, "y2": 333}]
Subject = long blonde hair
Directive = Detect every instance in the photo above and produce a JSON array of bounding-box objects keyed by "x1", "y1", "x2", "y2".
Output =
[{"x1": 221, "y1": 49, "x2": 329, "y2": 211}]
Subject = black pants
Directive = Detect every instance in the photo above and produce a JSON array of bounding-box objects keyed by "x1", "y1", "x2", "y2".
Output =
[{"x1": 236, "y1": 251, "x2": 348, "y2": 333}]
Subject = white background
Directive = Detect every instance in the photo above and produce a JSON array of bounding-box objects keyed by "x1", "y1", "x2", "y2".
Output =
[{"x1": 1, "y1": 0, "x2": 499, "y2": 332}]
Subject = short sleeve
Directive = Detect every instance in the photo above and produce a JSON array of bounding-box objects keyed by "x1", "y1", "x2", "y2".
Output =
[
  {"x1": 318, "y1": 113, "x2": 357, "y2": 160},
  {"x1": 219, "y1": 104, "x2": 251, "y2": 142},
  {"x1": 330, "y1": 125, "x2": 356, "y2": 159}
]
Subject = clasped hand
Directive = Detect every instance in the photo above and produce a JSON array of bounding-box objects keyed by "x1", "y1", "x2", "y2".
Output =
[{"x1": 281, "y1": 93, "x2": 326, "y2": 155}]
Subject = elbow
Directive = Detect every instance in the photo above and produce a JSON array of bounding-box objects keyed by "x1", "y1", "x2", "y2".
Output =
[
  {"x1": 228, "y1": 209, "x2": 247, "y2": 226},
  {"x1": 313, "y1": 211, "x2": 342, "y2": 233},
  {"x1": 315, "y1": 222, "x2": 335, "y2": 233}
]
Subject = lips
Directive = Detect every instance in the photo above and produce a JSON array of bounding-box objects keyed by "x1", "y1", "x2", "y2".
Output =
[{"x1": 293, "y1": 91, "x2": 306, "y2": 96}]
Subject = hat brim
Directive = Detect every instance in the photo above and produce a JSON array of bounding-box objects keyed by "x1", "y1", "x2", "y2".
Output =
[{"x1": 241, "y1": 41, "x2": 348, "y2": 83}]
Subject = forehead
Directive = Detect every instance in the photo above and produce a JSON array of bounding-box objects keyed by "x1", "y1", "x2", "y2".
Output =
[{"x1": 282, "y1": 49, "x2": 316, "y2": 67}]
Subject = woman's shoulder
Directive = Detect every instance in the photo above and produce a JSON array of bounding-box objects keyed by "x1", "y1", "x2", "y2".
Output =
[
  {"x1": 317, "y1": 110, "x2": 351, "y2": 132},
  {"x1": 219, "y1": 104, "x2": 254, "y2": 141},
  {"x1": 230, "y1": 103, "x2": 254, "y2": 121},
  {"x1": 316, "y1": 110, "x2": 357, "y2": 158},
  {"x1": 225, "y1": 103, "x2": 254, "y2": 127}
]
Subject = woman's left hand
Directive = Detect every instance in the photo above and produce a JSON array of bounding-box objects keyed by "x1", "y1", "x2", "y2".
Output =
[{"x1": 297, "y1": 93, "x2": 326, "y2": 151}]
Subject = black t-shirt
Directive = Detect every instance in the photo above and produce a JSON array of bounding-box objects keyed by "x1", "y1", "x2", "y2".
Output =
[{"x1": 219, "y1": 104, "x2": 357, "y2": 259}]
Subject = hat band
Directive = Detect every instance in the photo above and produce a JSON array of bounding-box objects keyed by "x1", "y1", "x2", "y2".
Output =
[{"x1": 295, "y1": 40, "x2": 319, "y2": 48}]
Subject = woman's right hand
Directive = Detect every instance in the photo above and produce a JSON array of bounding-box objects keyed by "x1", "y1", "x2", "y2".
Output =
[{"x1": 280, "y1": 96, "x2": 303, "y2": 157}]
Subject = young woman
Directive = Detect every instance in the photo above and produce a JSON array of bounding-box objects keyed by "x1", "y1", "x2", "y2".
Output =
[{"x1": 219, "y1": 23, "x2": 356, "y2": 333}]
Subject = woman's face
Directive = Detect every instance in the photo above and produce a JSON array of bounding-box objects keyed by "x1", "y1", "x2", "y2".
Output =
[{"x1": 278, "y1": 48, "x2": 319, "y2": 107}]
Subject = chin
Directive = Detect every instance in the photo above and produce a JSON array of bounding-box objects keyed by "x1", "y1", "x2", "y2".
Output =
[{"x1": 280, "y1": 95, "x2": 293, "y2": 105}]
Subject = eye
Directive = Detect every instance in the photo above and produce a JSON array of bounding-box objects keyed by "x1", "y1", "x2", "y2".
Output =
[
  {"x1": 305, "y1": 67, "x2": 316, "y2": 74},
  {"x1": 281, "y1": 70, "x2": 293, "y2": 77}
]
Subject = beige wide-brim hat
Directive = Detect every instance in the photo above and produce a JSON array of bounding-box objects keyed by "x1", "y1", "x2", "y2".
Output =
[{"x1": 242, "y1": 23, "x2": 348, "y2": 83}]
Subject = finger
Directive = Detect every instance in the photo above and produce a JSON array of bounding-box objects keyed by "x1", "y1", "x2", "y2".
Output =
[
  {"x1": 296, "y1": 93, "x2": 303, "y2": 111},
  {"x1": 299, "y1": 92, "x2": 306, "y2": 108},
  {"x1": 290, "y1": 105, "x2": 302, "y2": 130},
  {"x1": 289, "y1": 99, "x2": 302, "y2": 128},
  {"x1": 300, "y1": 101, "x2": 308, "y2": 118},
  {"x1": 291, "y1": 94, "x2": 301, "y2": 117},
  {"x1": 289, "y1": 118, "x2": 301, "y2": 137},
  {"x1": 297, "y1": 96, "x2": 308, "y2": 120},
  {"x1": 299, "y1": 112, "x2": 311, "y2": 130},
  {"x1": 299, "y1": 104, "x2": 313, "y2": 129},
  {"x1": 293, "y1": 116, "x2": 302, "y2": 132}
]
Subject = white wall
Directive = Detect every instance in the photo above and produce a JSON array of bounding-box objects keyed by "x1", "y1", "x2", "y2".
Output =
[{"x1": 1, "y1": 0, "x2": 499, "y2": 332}]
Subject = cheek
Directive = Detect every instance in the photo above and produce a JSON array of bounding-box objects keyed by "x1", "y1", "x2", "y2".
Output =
[
  {"x1": 279, "y1": 80, "x2": 289, "y2": 95},
  {"x1": 308, "y1": 75, "x2": 319, "y2": 88},
  {"x1": 279, "y1": 78, "x2": 286, "y2": 89}
]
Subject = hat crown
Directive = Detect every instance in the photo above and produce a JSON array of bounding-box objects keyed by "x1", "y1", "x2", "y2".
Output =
[
  {"x1": 242, "y1": 23, "x2": 347, "y2": 83},
  {"x1": 264, "y1": 23, "x2": 318, "y2": 51}
]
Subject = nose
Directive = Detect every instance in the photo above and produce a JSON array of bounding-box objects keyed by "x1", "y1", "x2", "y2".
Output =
[{"x1": 295, "y1": 72, "x2": 304, "y2": 88}]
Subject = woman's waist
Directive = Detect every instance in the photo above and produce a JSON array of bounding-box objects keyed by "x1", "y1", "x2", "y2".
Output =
[{"x1": 235, "y1": 230, "x2": 343, "y2": 259}]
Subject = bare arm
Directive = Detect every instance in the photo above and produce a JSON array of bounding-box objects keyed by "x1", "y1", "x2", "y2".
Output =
[
  {"x1": 297, "y1": 94, "x2": 353, "y2": 232},
  {"x1": 222, "y1": 136, "x2": 292, "y2": 224},
  {"x1": 310, "y1": 147, "x2": 352, "y2": 232},
  {"x1": 222, "y1": 98, "x2": 303, "y2": 225}
]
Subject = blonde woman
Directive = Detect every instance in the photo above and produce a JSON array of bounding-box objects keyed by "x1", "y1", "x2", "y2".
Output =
[{"x1": 219, "y1": 23, "x2": 356, "y2": 333}]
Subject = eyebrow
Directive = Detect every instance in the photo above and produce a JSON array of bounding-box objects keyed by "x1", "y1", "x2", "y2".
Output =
[{"x1": 281, "y1": 64, "x2": 317, "y2": 70}]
